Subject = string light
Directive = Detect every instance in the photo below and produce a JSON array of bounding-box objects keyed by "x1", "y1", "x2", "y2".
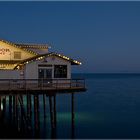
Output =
[
  {"x1": 14, "y1": 52, "x2": 82, "y2": 69},
  {"x1": 1, "y1": 39, "x2": 38, "y2": 55},
  {"x1": 0, "y1": 39, "x2": 82, "y2": 69}
]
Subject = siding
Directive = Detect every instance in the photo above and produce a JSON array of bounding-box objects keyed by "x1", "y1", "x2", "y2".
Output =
[
  {"x1": 0, "y1": 70, "x2": 20, "y2": 79},
  {"x1": 24, "y1": 56, "x2": 71, "y2": 79}
]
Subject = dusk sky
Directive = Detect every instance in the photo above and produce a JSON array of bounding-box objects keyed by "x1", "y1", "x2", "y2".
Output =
[{"x1": 0, "y1": 1, "x2": 140, "y2": 73}]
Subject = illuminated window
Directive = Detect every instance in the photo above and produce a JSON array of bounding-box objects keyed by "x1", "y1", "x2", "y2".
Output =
[
  {"x1": 14, "y1": 52, "x2": 21, "y2": 59},
  {"x1": 54, "y1": 65, "x2": 67, "y2": 78}
]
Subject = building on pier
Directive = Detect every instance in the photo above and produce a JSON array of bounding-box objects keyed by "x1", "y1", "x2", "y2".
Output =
[
  {"x1": 0, "y1": 39, "x2": 81, "y2": 79},
  {"x1": 0, "y1": 39, "x2": 85, "y2": 92}
]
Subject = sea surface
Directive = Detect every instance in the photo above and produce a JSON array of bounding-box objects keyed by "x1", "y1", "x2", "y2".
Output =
[
  {"x1": 72, "y1": 73, "x2": 140, "y2": 139},
  {"x1": 2, "y1": 73, "x2": 140, "y2": 139}
]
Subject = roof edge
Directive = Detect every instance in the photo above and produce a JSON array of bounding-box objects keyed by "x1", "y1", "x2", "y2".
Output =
[{"x1": 14, "y1": 52, "x2": 82, "y2": 69}]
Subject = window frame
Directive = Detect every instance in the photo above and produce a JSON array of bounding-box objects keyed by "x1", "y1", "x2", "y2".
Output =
[
  {"x1": 14, "y1": 51, "x2": 21, "y2": 59},
  {"x1": 54, "y1": 65, "x2": 67, "y2": 78}
]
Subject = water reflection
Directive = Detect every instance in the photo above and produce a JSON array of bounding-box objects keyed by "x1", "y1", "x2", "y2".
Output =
[{"x1": 0, "y1": 92, "x2": 76, "y2": 139}]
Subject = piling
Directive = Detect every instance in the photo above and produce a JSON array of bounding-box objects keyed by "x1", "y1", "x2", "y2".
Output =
[
  {"x1": 34, "y1": 95, "x2": 40, "y2": 138},
  {"x1": 71, "y1": 93, "x2": 75, "y2": 138}
]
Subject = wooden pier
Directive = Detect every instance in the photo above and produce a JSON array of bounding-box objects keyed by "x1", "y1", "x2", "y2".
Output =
[
  {"x1": 0, "y1": 79, "x2": 86, "y2": 94},
  {"x1": 0, "y1": 79, "x2": 86, "y2": 138}
]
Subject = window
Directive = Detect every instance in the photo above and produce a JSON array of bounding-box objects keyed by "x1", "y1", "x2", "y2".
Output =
[
  {"x1": 14, "y1": 52, "x2": 21, "y2": 59},
  {"x1": 54, "y1": 65, "x2": 67, "y2": 78}
]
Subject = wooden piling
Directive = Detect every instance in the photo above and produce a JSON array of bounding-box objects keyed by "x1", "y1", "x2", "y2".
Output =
[
  {"x1": 27, "y1": 94, "x2": 32, "y2": 131},
  {"x1": 71, "y1": 93, "x2": 75, "y2": 139},
  {"x1": 49, "y1": 96, "x2": 54, "y2": 129},
  {"x1": 53, "y1": 95, "x2": 57, "y2": 128},
  {"x1": 43, "y1": 94, "x2": 46, "y2": 119},
  {"x1": 18, "y1": 95, "x2": 30, "y2": 137},
  {"x1": 34, "y1": 95, "x2": 40, "y2": 138},
  {"x1": 26, "y1": 94, "x2": 32, "y2": 137},
  {"x1": 13, "y1": 95, "x2": 16, "y2": 120},
  {"x1": 2, "y1": 96, "x2": 6, "y2": 116},
  {"x1": 19, "y1": 95, "x2": 24, "y2": 131},
  {"x1": 27, "y1": 94, "x2": 32, "y2": 118},
  {"x1": 0, "y1": 96, "x2": 1, "y2": 112},
  {"x1": 0, "y1": 96, "x2": 2, "y2": 121},
  {"x1": 9, "y1": 95, "x2": 12, "y2": 113},
  {"x1": 9, "y1": 95, "x2": 12, "y2": 123}
]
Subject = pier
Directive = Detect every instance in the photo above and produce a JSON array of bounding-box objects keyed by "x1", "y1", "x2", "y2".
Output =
[
  {"x1": 0, "y1": 39, "x2": 86, "y2": 138},
  {"x1": 0, "y1": 79, "x2": 86, "y2": 138},
  {"x1": 0, "y1": 79, "x2": 86, "y2": 93}
]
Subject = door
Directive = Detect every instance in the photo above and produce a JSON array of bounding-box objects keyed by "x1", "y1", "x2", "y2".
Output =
[
  {"x1": 45, "y1": 69, "x2": 52, "y2": 79},
  {"x1": 38, "y1": 68, "x2": 52, "y2": 79},
  {"x1": 38, "y1": 68, "x2": 52, "y2": 87}
]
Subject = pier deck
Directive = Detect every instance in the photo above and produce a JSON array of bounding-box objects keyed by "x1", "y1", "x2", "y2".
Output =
[{"x1": 0, "y1": 79, "x2": 86, "y2": 94}]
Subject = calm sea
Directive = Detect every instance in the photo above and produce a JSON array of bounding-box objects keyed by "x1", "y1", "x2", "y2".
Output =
[
  {"x1": 2, "y1": 73, "x2": 140, "y2": 139},
  {"x1": 71, "y1": 73, "x2": 140, "y2": 139}
]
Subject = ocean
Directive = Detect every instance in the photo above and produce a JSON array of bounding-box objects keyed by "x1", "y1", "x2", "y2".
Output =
[
  {"x1": 2, "y1": 73, "x2": 140, "y2": 139},
  {"x1": 71, "y1": 73, "x2": 140, "y2": 139}
]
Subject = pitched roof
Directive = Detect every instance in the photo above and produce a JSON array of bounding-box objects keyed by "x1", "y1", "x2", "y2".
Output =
[
  {"x1": 0, "y1": 39, "x2": 49, "y2": 55},
  {"x1": 15, "y1": 43, "x2": 49, "y2": 49},
  {"x1": 14, "y1": 52, "x2": 82, "y2": 69}
]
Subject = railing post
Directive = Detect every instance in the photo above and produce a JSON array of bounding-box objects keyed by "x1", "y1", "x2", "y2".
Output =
[
  {"x1": 56, "y1": 79, "x2": 58, "y2": 89},
  {"x1": 42, "y1": 79, "x2": 43, "y2": 89},
  {"x1": 70, "y1": 79, "x2": 71, "y2": 88},
  {"x1": 25, "y1": 79, "x2": 26, "y2": 90},
  {"x1": 9, "y1": 79, "x2": 11, "y2": 90}
]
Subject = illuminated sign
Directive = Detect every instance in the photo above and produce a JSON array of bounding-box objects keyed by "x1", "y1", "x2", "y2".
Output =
[{"x1": 0, "y1": 48, "x2": 10, "y2": 55}]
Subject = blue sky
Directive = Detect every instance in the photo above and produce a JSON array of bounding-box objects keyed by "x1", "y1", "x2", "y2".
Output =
[{"x1": 0, "y1": 1, "x2": 140, "y2": 73}]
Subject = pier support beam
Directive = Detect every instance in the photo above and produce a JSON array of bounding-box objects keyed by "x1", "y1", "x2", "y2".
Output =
[
  {"x1": 71, "y1": 93, "x2": 75, "y2": 138},
  {"x1": 13, "y1": 95, "x2": 16, "y2": 121},
  {"x1": 49, "y1": 96, "x2": 54, "y2": 129},
  {"x1": 27, "y1": 94, "x2": 32, "y2": 119},
  {"x1": 24, "y1": 94, "x2": 32, "y2": 137},
  {"x1": 0, "y1": 96, "x2": 1, "y2": 112},
  {"x1": 43, "y1": 94, "x2": 46, "y2": 119},
  {"x1": 9, "y1": 95, "x2": 12, "y2": 124},
  {"x1": 53, "y1": 95, "x2": 57, "y2": 128},
  {"x1": 34, "y1": 95, "x2": 40, "y2": 138},
  {"x1": 27, "y1": 94, "x2": 32, "y2": 133},
  {"x1": 2, "y1": 96, "x2": 6, "y2": 117},
  {"x1": 19, "y1": 95, "x2": 26, "y2": 134},
  {"x1": 0, "y1": 96, "x2": 2, "y2": 122},
  {"x1": 49, "y1": 95, "x2": 57, "y2": 139},
  {"x1": 9, "y1": 95, "x2": 12, "y2": 113}
]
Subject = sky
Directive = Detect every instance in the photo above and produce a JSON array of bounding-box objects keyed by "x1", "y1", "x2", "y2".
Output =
[{"x1": 0, "y1": 1, "x2": 140, "y2": 73}]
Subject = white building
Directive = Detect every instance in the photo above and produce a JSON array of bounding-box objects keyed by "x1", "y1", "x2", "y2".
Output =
[{"x1": 0, "y1": 39, "x2": 81, "y2": 80}]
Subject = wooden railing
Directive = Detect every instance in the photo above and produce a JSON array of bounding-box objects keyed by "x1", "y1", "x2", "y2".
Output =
[{"x1": 0, "y1": 79, "x2": 85, "y2": 91}]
